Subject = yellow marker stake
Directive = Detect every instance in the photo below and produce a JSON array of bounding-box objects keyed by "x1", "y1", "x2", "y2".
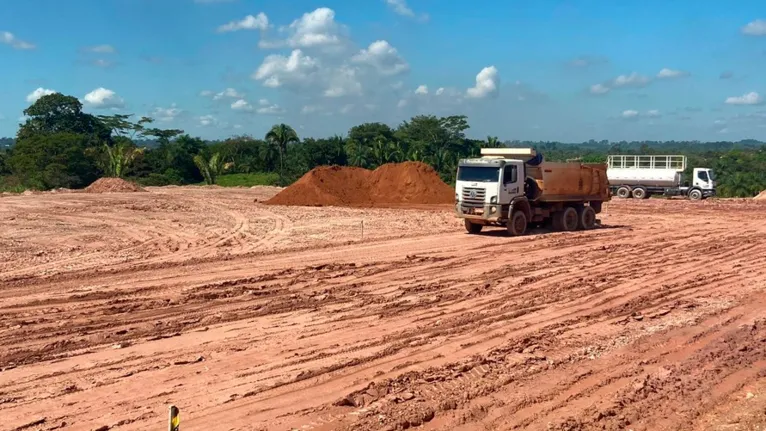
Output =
[{"x1": 169, "y1": 405, "x2": 180, "y2": 431}]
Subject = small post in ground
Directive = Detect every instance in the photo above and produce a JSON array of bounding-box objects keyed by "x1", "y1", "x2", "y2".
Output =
[{"x1": 168, "y1": 405, "x2": 180, "y2": 431}]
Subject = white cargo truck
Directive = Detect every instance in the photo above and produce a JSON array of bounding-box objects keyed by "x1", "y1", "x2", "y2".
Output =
[
  {"x1": 607, "y1": 155, "x2": 715, "y2": 200},
  {"x1": 455, "y1": 148, "x2": 610, "y2": 235}
]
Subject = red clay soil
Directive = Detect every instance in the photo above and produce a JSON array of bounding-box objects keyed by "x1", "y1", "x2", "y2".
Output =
[
  {"x1": 84, "y1": 177, "x2": 145, "y2": 193},
  {"x1": 265, "y1": 162, "x2": 454, "y2": 207}
]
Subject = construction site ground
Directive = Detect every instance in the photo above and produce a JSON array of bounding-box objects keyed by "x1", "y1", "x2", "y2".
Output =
[{"x1": 1, "y1": 186, "x2": 766, "y2": 431}]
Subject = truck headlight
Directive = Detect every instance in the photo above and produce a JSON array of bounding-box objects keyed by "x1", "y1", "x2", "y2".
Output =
[{"x1": 490, "y1": 196, "x2": 497, "y2": 204}]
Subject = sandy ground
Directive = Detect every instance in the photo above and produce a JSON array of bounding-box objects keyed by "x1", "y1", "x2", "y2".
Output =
[{"x1": 1, "y1": 186, "x2": 766, "y2": 431}]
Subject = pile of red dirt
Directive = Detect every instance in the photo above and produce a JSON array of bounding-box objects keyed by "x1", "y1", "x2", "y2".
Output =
[
  {"x1": 265, "y1": 162, "x2": 454, "y2": 207},
  {"x1": 85, "y1": 177, "x2": 145, "y2": 193}
]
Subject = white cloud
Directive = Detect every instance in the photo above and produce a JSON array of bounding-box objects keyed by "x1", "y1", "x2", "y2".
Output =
[
  {"x1": 435, "y1": 87, "x2": 445, "y2": 96},
  {"x1": 324, "y1": 66, "x2": 362, "y2": 97},
  {"x1": 257, "y1": 102, "x2": 285, "y2": 115},
  {"x1": 384, "y1": 0, "x2": 428, "y2": 21},
  {"x1": 85, "y1": 44, "x2": 115, "y2": 53},
  {"x1": 646, "y1": 109, "x2": 661, "y2": 118},
  {"x1": 213, "y1": 88, "x2": 244, "y2": 100},
  {"x1": 657, "y1": 68, "x2": 689, "y2": 79},
  {"x1": 1, "y1": 31, "x2": 35, "y2": 50},
  {"x1": 151, "y1": 104, "x2": 183, "y2": 122},
  {"x1": 742, "y1": 19, "x2": 766, "y2": 36},
  {"x1": 198, "y1": 115, "x2": 217, "y2": 126},
  {"x1": 385, "y1": 0, "x2": 414, "y2": 17},
  {"x1": 217, "y1": 13, "x2": 269, "y2": 32},
  {"x1": 590, "y1": 83, "x2": 610, "y2": 95},
  {"x1": 621, "y1": 110, "x2": 640, "y2": 119},
  {"x1": 253, "y1": 49, "x2": 320, "y2": 89},
  {"x1": 568, "y1": 55, "x2": 608, "y2": 68},
  {"x1": 259, "y1": 8, "x2": 345, "y2": 50},
  {"x1": 611, "y1": 72, "x2": 650, "y2": 88},
  {"x1": 397, "y1": 99, "x2": 408, "y2": 108},
  {"x1": 415, "y1": 85, "x2": 428, "y2": 95},
  {"x1": 231, "y1": 99, "x2": 253, "y2": 111},
  {"x1": 92, "y1": 59, "x2": 115, "y2": 68},
  {"x1": 199, "y1": 90, "x2": 214, "y2": 97},
  {"x1": 725, "y1": 92, "x2": 763, "y2": 105},
  {"x1": 26, "y1": 87, "x2": 56, "y2": 103},
  {"x1": 83, "y1": 88, "x2": 125, "y2": 109},
  {"x1": 351, "y1": 40, "x2": 409, "y2": 76},
  {"x1": 466, "y1": 66, "x2": 500, "y2": 99}
]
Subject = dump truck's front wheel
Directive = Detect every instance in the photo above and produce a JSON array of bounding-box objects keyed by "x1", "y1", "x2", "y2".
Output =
[
  {"x1": 507, "y1": 211, "x2": 528, "y2": 236},
  {"x1": 464, "y1": 220, "x2": 483, "y2": 234}
]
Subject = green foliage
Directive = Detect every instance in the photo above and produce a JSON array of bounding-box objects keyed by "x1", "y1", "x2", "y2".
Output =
[
  {"x1": 101, "y1": 138, "x2": 144, "y2": 178},
  {"x1": 193, "y1": 152, "x2": 225, "y2": 185},
  {"x1": 18, "y1": 93, "x2": 110, "y2": 144},
  {"x1": 2, "y1": 92, "x2": 765, "y2": 197},
  {"x1": 214, "y1": 172, "x2": 281, "y2": 187},
  {"x1": 9, "y1": 132, "x2": 99, "y2": 189},
  {"x1": 265, "y1": 124, "x2": 300, "y2": 184}
]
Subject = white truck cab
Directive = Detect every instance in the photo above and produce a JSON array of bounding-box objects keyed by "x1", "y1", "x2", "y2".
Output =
[{"x1": 455, "y1": 157, "x2": 525, "y2": 221}]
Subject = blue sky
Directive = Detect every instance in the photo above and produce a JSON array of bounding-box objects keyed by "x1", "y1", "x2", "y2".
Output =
[{"x1": 1, "y1": 0, "x2": 765, "y2": 142}]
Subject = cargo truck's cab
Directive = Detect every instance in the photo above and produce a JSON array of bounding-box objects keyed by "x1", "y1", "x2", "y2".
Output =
[{"x1": 690, "y1": 168, "x2": 716, "y2": 199}]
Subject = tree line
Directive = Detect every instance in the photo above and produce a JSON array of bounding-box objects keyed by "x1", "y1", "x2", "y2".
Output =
[{"x1": 0, "y1": 92, "x2": 764, "y2": 197}]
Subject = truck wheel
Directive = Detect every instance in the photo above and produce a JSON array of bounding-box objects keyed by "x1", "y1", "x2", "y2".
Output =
[
  {"x1": 464, "y1": 220, "x2": 483, "y2": 234},
  {"x1": 688, "y1": 189, "x2": 702, "y2": 200},
  {"x1": 507, "y1": 211, "x2": 527, "y2": 236},
  {"x1": 616, "y1": 186, "x2": 631, "y2": 199},
  {"x1": 579, "y1": 206, "x2": 597, "y2": 229},
  {"x1": 631, "y1": 187, "x2": 647, "y2": 199},
  {"x1": 553, "y1": 207, "x2": 579, "y2": 232}
]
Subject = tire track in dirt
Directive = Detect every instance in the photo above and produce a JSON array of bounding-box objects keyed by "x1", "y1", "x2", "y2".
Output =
[{"x1": 1, "y1": 195, "x2": 765, "y2": 431}]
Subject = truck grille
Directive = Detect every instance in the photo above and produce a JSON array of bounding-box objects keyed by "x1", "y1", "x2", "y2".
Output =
[{"x1": 461, "y1": 187, "x2": 485, "y2": 208}]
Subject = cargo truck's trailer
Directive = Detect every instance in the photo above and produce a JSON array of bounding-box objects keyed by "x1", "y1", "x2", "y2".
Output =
[{"x1": 606, "y1": 155, "x2": 715, "y2": 200}]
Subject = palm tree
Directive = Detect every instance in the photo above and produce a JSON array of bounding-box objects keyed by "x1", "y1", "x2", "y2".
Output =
[
  {"x1": 193, "y1": 152, "x2": 225, "y2": 185},
  {"x1": 485, "y1": 136, "x2": 500, "y2": 148},
  {"x1": 265, "y1": 124, "x2": 300, "y2": 183},
  {"x1": 103, "y1": 140, "x2": 144, "y2": 178}
]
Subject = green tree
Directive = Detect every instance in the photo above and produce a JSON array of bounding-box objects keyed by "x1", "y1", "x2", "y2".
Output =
[
  {"x1": 193, "y1": 152, "x2": 225, "y2": 185},
  {"x1": 10, "y1": 132, "x2": 98, "y2": 189},
  {"x1": 18, "y1": 93, "x2": 110, "y2": 144},
  {"x1": 265, "y1": 123, "x2": 300, "y2": 183},
  {"x1": 102, "y1": 137, "x2": 144, "y2": 178}
]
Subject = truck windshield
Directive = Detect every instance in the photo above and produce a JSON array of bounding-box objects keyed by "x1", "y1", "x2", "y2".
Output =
[
  {"x1": 457, "y1": 166, "x2": 500, "y2": 182},
  {"x1": 708, "y1": 170, "x2": 716, "y2": 180}
]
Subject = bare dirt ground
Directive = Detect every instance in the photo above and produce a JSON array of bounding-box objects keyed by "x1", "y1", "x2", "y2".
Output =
[{"x1": 1, "y1": 187, "x2": 765, "y2": 431}]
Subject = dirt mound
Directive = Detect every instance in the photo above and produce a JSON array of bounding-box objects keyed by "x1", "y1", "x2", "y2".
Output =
[
  {"x1": 265, "y1": 162, "x2": 453, "y2": 207},
  {"x1": 368, "y1": 162, "x2": 455, "y2": 204},
  {"x1": 755, "y1": 190, "x2": 766, "y2": 200},
  {"x1": 85, "y1": 177, "x2": 145, "y2": 193}
]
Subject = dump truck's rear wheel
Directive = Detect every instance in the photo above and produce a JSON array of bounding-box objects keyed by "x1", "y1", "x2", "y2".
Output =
[
  {"x1": 616, "y1": 186, "x2": 631, "y2": 198},
  {"x1": 579, "y1": 206, "x2": 597, "y2": 229},
  {"x1": 507, "y1": 211, "x2": 527, "y2": 236},
  {"x1": 464, "y1": 220, "x2": 483, "y2": 234},
  {"x1": 561, "y1": 206, "x2": 579, "y2": 231}
]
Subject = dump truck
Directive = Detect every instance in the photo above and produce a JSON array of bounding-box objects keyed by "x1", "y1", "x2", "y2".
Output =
[
  {"x1": 606, "y1": 155, "x2": 715, "y2": 200},
  {"x1": 455, "y1": 148, "x2": 610, "y2": 236}
]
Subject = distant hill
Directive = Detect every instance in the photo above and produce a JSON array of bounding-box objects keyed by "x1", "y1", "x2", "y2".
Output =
[{"x1": 0, "y1": 137, "x2": 14, "y2": 149}]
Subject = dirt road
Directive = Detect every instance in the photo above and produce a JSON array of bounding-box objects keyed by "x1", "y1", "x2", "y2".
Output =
[{"x1": 1, "y1": 187, "x2": 765, "y2": 431}]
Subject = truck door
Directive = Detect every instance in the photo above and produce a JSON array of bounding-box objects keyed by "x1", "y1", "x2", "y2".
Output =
[{"x1": 500, "y1": 162, "x2": 523, "y2": 203}]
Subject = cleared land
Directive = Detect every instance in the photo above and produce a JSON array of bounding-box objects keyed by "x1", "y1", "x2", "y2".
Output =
[{"x1": 1, "y1": 187, "x2": 765, "y2": 431}]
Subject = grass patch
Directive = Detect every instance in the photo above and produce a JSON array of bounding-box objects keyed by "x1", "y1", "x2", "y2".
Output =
[{"x1": 215, "y1": 172, "x2": 280, "y2": 187}]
